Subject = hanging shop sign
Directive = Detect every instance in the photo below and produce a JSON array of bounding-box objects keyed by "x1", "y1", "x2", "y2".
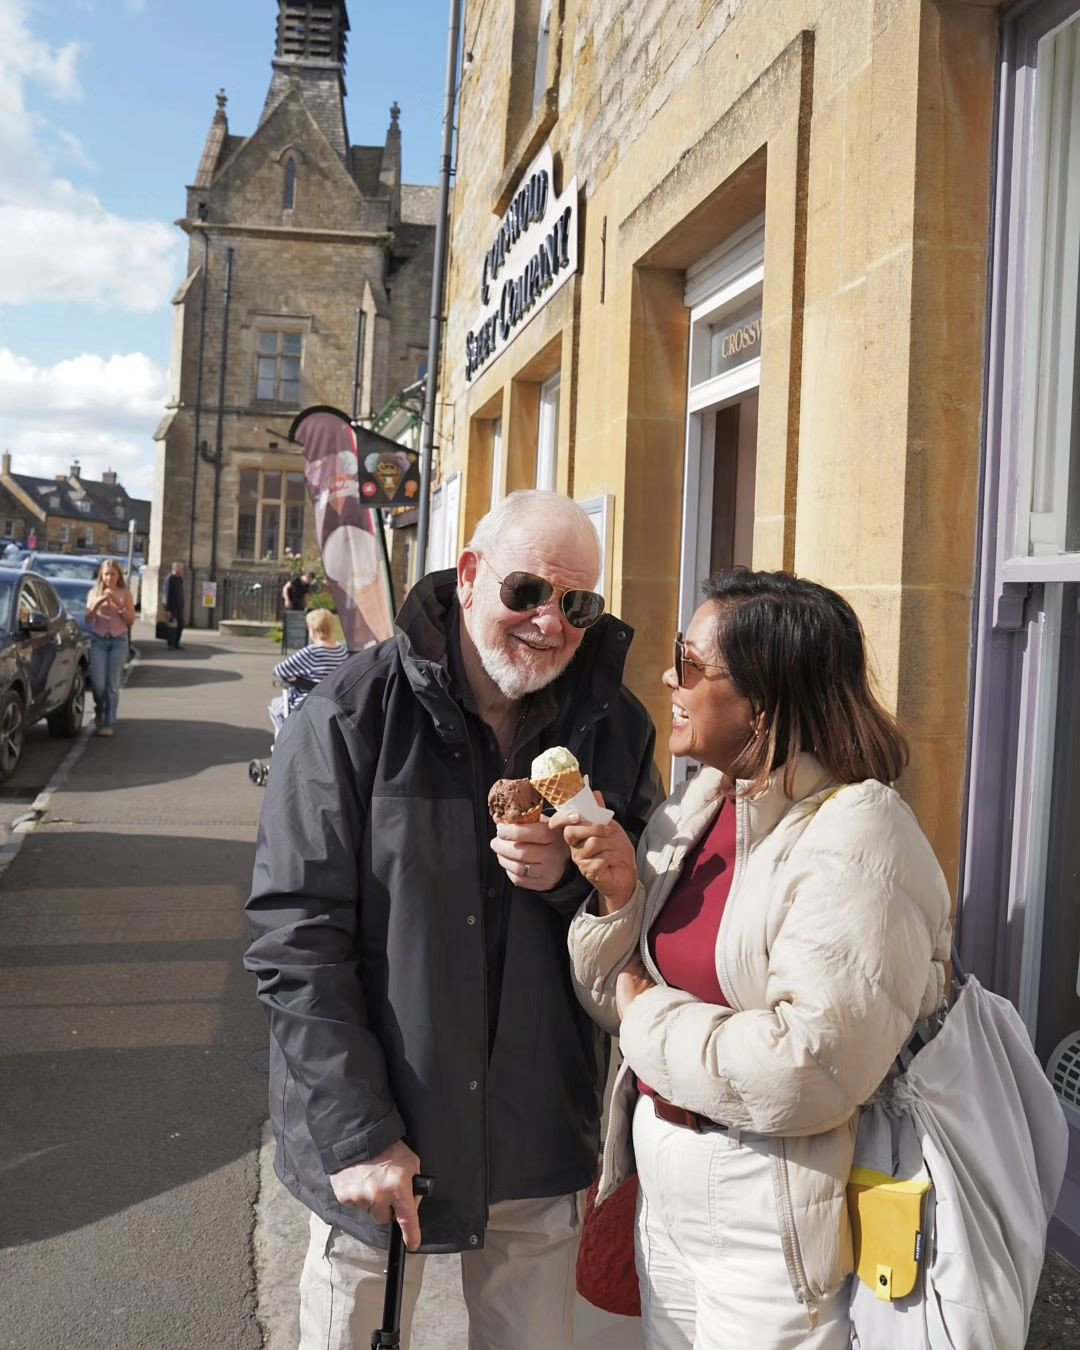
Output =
[{"x1": 465, "y1": 145, "x2": 579, "y2": 382}]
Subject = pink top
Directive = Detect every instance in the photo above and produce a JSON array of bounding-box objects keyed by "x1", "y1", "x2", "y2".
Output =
[{"x1": 90, "y1": 591, "x2": 132, "y2": 638}]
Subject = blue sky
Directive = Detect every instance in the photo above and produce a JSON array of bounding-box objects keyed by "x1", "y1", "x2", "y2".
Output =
[{"x1": 0, "y1": 0, "x2": 449, "y2": 496}]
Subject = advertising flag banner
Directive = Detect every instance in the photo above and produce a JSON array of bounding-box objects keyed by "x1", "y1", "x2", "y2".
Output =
[{"x1": 289, "y1": 405, "x2": 398, "y2": 650}]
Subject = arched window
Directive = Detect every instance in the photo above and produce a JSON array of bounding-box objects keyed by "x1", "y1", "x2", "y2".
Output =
[{"x1": 283, "y1": 157, "x2": 297, "y2": 211}]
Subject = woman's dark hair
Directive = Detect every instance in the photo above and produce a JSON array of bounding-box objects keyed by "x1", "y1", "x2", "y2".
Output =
[{"x1": 701, "y1": 569, "x2": 908, "y2": 796}]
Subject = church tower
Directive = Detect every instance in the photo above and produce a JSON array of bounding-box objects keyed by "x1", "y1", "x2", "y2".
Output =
[
  {"x1": 261, "y1": 0, "x2": 351, "y2": 159},
  {"x1": 147, "y1": 0, "x2": 439, "y2": 631}
]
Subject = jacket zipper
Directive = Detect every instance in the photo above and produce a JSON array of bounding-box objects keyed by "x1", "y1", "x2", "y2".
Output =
[
  {"x1": 774, "y1": 1140, "x2": 817, "y2": 1321},
  {"x1": 462, "y1": 724, "x2": 491, "y2": 1238}
]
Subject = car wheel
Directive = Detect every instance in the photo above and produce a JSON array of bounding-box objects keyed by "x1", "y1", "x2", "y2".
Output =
[
  {"x1": 47, "y1": 664, "x2": 86, "y2": 739},
  {"x1": 0, "y1": 688, "x2": 25, "y2": 780}
]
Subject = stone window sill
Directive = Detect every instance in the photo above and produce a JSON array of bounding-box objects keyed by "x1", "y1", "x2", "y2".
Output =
[{"x1": 494, "y1": 87, "x2": 559, "y2": 216}]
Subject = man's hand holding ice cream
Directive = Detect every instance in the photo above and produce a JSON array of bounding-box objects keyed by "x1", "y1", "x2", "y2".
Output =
[{"x1": 488, "y1": 775, "x2": 570, "y2": 891}]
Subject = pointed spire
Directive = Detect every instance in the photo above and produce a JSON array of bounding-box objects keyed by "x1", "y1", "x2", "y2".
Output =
[{"x1": 194, "y1": 87, "x2": 230, "y2": 188}]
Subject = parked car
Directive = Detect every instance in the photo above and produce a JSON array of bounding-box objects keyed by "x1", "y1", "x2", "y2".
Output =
[
  {"x1": 19, "y1": 553, "x2": 103, "y2": 582},
  {"x1": 0, "y1": 568, "x2": 90, "y2": 779},
  {"x1": 48, "y1": 576, "x2": 94, "y2": 634}
]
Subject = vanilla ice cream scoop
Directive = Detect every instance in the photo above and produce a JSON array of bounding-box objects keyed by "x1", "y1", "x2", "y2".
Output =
[
  {"x1": 530, "y1": 747, "x2": 580, "y2": 779},
  {"x1": 530, "y1": 746, "x2": 613, "y2": 824}
]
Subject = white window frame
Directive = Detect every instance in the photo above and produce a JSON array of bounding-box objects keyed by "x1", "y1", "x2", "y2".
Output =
[
  {"x1": 1006, "y1": 13, "x2": 1080, "y2": 576},
  {"x1": 579, "y1": 494, "x2": 613, "y2": 598},
  {"x1": 536, "y1": 372, "x2": 561, "y2": 491},
  {"x1": 677, "y1": 218, "x2": 764, "y2": 634},
  {"x1": 490, "y1": 416, "x2": 506, "y2": 506},
  {"x1": 673, "y1": 219, "x2": 764, "y2": 787}
]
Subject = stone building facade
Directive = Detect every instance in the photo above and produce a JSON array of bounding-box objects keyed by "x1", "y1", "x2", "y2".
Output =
[
  {"x1": 438, "y1": 0, "x2": 1080, "y2": 1259},
  {"x1": 148, "y1": 0, "x2": 436, "y2": 625}
]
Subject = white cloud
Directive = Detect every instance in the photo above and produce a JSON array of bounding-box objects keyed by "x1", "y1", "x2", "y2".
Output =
[
  {"x1": 0, "y1": 0, "x2": 182, "y2": 310},
  {"x1": 0, "y1": 347, "x2": 169, "y2": 498}
]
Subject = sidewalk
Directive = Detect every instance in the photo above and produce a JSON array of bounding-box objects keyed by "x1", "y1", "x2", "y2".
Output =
[{"x1": 0, "y1": 622, "x2": 1075, "y2": 1348}]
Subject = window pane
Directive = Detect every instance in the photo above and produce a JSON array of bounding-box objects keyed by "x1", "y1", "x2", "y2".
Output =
[
  {"x1": 285, "y1": 504, "x2": 304, "y2": 556},
  {"x1": 280, "y1": 378, "x2": 300, "y2": 404},
  {"x1": 239, "y1": 469, "x2": 259, "y2": 502},
  {"x1": 282, "y1": 355, "x2": 301, "y2": 381},
  {"x1": 286, "y1": 471, "x2": 306, "y2": 502},
  {"x1": 262, "y1": 471, "x2": 282, "y2": 502},
  {"x1": 257, "y1": 332, "x2": 277, "y2": 354},
  {"x1": 260, "y1": 505, "x2": 280, "y2": 560},
  {"x1": 1024, "y1": 17, "x2": 1080, "y2": 555},
  {"x1": 283, "y1": 333, "x2": 303, "y2": 355},
  {"x1": 237, "y1": 508, "x2": 256, "y2": 559}
]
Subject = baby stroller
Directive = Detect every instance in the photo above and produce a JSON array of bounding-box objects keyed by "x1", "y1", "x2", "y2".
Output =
[{"x1": 248, "y1": 674, "x2": 315, "y2": 786}]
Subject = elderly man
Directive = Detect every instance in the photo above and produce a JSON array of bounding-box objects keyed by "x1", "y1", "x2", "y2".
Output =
[{"x1": 246, "y1": 490, "x2": 660, "y2": 1350}]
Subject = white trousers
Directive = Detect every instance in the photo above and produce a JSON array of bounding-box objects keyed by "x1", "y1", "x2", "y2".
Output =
[
  {"x1": 299, "y1": 1192, "x2": 580, "y2": 1350},
  {"x1": 632, "y1": 1095, "x2": 850, "y2": 1350}
]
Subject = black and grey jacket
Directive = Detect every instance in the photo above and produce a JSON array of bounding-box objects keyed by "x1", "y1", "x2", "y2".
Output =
[{"x1": 246, "y1": 571, "x2": 662, "y2": 1252}]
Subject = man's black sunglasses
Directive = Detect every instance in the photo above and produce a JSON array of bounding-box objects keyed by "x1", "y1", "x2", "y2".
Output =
[{"x1": 481, "y1": 556, "x2": 605, "y2": 629}]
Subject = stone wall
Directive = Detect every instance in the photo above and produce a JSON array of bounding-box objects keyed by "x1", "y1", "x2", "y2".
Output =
[{"x1": 440, "y1": 0, "x2": 1000, "y2": 890}]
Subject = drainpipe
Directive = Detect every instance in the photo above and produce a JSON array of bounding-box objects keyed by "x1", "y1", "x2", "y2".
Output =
[{"x1": 416, "y1": 0, "x2": 462, "y2": 577}]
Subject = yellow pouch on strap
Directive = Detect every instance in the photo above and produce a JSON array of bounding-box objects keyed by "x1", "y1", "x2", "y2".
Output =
[{"x1": 847, "y1": 1167, "x2": 931, "y2": 1301}]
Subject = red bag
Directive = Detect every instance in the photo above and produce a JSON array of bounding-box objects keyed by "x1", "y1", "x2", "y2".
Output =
[{"x1": 575, "y1": 1174, "x2": 641, "y2": 1317}]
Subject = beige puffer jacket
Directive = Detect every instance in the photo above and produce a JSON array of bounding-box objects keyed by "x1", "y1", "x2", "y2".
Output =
[{"x1": 568, "y1": 754, "x2": 952, "y2": 1319}]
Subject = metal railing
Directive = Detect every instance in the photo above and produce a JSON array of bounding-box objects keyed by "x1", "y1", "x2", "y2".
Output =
[{"x1": 216, "y1": 570, "x2": 291, "y2": 623}]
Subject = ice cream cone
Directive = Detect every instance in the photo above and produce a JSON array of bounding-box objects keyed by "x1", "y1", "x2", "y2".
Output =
[{"x1": 531, "y1": 768, "x2": 586, "y2": 809}]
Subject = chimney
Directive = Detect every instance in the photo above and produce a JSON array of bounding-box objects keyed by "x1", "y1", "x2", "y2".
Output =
[
  {"x1": 1, "y1": 452, "x2": 9, "y2": 476},
  {"x1": 102, "y1": 469, "x2": 118, "y2": 486},
  {"x1": 70, "y1": 459, "x2": 82, "y2": 480}
]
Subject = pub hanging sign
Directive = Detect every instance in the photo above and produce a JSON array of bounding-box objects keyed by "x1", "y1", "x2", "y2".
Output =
[{"x1": 465, "y1": 145, "x2": 579, "y2": 382}]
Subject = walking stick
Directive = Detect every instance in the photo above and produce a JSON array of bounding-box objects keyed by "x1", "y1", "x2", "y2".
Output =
[{"x1": 371, "y1": 1175, "x2": 434, "y2": 1350}]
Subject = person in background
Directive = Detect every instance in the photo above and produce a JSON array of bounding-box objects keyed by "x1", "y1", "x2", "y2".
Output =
[
  {"x1": 282, "y1": 570, "x2": 316, "y2": 612},
  {"x1": 163, "y1": 561, "x2": 185, "y2": 650},
  {"x1": 246, "y1": 490, "x2": 662, "y2": 1350},
  {"x1": 560, "y1": 569, "x2": 952, "y2": 1349},
  {"x1": 86, "y1": 559, "x2": 136, "y2": 737},
  {"x1": 3, "y1": 541, "x2": 21, "y2": 561},
  {"x1": 269, "y1": 608, "x2": 349, "y2": 733}
]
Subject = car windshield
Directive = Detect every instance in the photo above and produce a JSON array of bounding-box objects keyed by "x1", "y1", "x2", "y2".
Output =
[
  {"x1": 33, "y1": 557, "x2": 101, "y2": 581},
  {"x1": 51, "y1": 581, "x2": 90, "y2": 622}
]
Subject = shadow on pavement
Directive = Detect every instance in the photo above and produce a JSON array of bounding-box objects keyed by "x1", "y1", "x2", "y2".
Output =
[
  {"x1": 0, "y1": 831, "x2": 267, "y2": 1247},
  {"x1": 72, "y1": 720, "x2": 272, "y2": 789},
  {"x1": 134, "y1": 642, "x2": 235, "y2": 662},
  {"x1": 129, "y1": 666, "x2": 243, "y2": 689}
]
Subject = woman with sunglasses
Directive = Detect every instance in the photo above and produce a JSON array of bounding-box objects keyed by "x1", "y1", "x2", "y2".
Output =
[{"x1": 558, "y1": 570, "x2": 952, "y2": 1348}]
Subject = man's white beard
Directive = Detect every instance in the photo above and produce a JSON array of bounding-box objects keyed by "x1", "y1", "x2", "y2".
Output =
[{"x1": 475, "y1": 628, "x2": 567, "y2": 701}]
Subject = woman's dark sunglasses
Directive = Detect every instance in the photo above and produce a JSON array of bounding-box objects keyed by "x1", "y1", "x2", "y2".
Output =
[
  {"x1": 673, "y1": 632, "x2": 729, "y2": 686},
  {"x1": 481, "y1": 556, "x2": 605, "y2": 629}
]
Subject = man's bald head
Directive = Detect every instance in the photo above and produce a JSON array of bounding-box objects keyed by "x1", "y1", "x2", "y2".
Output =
[{"x1": 466, "y1": 491, "x2": 600, "y2": 585}]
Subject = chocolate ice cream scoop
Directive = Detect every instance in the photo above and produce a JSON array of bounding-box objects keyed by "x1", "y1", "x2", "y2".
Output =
[{"x1": 488, "y1": 778, "x2": 543, "y2": 825}]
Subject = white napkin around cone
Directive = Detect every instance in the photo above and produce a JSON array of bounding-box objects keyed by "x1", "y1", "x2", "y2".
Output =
[{"x1": 549, "y1": 775, "x2": 614, "y2": 825}]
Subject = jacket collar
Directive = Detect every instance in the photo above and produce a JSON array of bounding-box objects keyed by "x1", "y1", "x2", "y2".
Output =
[
  {"x1": 667, "y1": 753, "x2": 837, "y2": 850},
  {"x1": 393, "y1": 569, "x2": 635, "y2": 745}
]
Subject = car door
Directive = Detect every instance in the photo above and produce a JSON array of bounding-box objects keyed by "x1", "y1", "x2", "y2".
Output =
[
  {"x1": 35, "y1": 578, "x2": 76, "y2": 710},
  {"x1": 18, "y1": 577, "x2": 60, "y2": 715}
]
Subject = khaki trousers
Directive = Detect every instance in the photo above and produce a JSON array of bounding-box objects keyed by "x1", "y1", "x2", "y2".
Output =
[{"x1": 299, "y1": 1192, "x2": 580, "y2": 1350}]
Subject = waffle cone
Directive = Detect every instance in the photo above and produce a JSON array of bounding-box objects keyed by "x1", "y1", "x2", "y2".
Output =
[{"x1": 531, "y1": 768, "x2": 586, "y2": 808}]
